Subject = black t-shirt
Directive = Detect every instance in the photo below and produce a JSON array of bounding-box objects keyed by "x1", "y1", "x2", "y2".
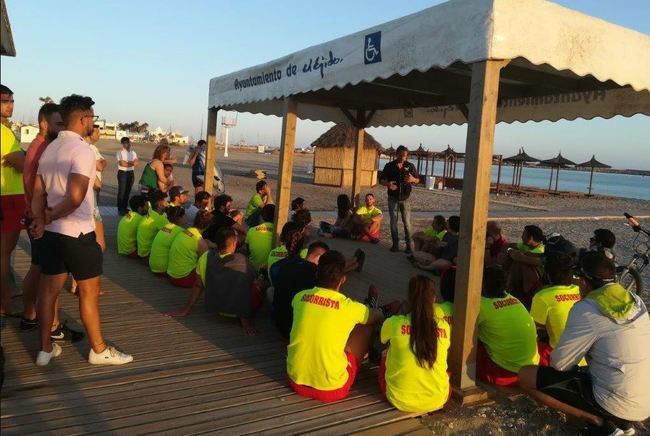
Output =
[
  {"x1": 440, "y1": 232, "x2": 459, "y2": 262},
  {"x1": 270, "y1": 257, "x2": 317, "y2": 338},
  {"x1": 381, "y1": 160, "x2": 419, "y2": 201},
  {"x1": 202, "y1": 211, "x2": 236, "y2": 243}
]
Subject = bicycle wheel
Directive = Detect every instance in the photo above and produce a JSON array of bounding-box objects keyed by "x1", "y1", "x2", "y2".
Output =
[{"x1": 618, "y1": 267, "x2": 643, "y2": 295}]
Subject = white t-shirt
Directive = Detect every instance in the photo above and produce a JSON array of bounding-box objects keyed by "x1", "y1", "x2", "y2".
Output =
[
  {"x1": 89, "y1": 143, "x2": 103, "y2": 182},
  {"x1": 37, "y1": 131, "x2": 96, "y2": 237},
  {"x1": 116, "y1": 148, "x2": 138, "y2": 171}
]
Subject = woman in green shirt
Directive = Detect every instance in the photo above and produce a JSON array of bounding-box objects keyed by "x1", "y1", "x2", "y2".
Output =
[{"x1": 139, "y1": 144, "x2": 170, "y2": 195}]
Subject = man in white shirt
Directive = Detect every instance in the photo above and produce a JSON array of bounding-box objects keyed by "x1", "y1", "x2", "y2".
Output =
[
  {"x1": 31, "y1": 94, "x2": 133, "y2": 367},
  {"x1": 116, "y1": 136, "x2": 138, "y2": 216}
]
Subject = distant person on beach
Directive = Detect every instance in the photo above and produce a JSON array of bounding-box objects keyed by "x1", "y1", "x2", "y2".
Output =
[
  {"x1": 380, "y1": 145, "x2": 420, "y2": 253},
  {"x1": 116, "y1": 195, "x2": 148, "y2": 258},
  {"x1": 245, "y1": 204, "x2": 276, "y2": 271},
  {"x1": 139, "y1": 144, "x2": 170, "y2": 195},
  {"x1": 286, "y1": 250, "x2": 387, "y2": 402},
  {"x1": 149, "y1": 206, "x2": 187, "y2": 275},
  {"x1": 186, "y1": 191, "x2": 211, "y2": 227},
  {"x1": 412, "y1": 215, "x2": 447, "y2": 252},
  {"x1": 188, "y1": 139, "x2": 207, "y2": 195},
  {"x1": 136, "y1": 191, "x2": 169, "y2": 261},
  {"x1": 20, "y1": 103, "x2": 64, "y2": 334},
  {"x1": 30, "y1": 94, "x2": 132, "y2": 366},
  {"x1": 530, "y1": 252, "x2": 582, "y2": 366},
  {"x1": 165, "y1": 227, "x2": 261, "y2": 335},
  {"x1": 379, "y1": 275, "x2": 451, "y2": 413},
  {"x1": 166, "y1": 210, "x2": 212, "y2": 288},
  {"x1": 0, "y1": 84, "x2": 25, "y2": 317},
  {"x1": 351, "y1": 193, "x2": 382, "y2": 243},
  {"x1": 519, "y1": 252, "x2": 650, "y2": 434},
  {"x1": 319, "y1": 194, "x2": 355, "y2": 239},
  {"x1": 476, "y1": 267, "x2": 539, "y2": 386},
  {"x1": 505, "y1": 225, "x2": 545, "y2": 309},
  {"x1": 409, "y1": 215, "x2": 460, "y2": 273},
  {"x1": 245, "y1": 180, "x2": 273, "y2": 227},
  {"x1": 116, "y1": 137, "x2": 138, "y2": 216}
]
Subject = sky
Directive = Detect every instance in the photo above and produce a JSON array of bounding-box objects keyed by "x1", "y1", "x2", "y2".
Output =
[{"x1": 2, "y1": 0, "x2": 649, "y2": 169}]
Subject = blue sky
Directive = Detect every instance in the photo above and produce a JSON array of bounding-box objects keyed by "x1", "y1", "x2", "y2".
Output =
[{"x1": 2, "y1": 0, "x2": 649, "y2": 169}]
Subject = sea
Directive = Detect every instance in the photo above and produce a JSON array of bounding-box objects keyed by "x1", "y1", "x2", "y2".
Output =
[{"x1": 378, "y1": 159, "x2": 650, "y2": 201}]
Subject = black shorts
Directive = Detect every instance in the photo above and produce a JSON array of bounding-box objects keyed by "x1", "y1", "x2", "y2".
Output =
[
  {"x1": 39, "y1": 231, "x2": 103, "y2": 280},
  {"x1": 536, "y1": 366, "x2": 633, "y2": 427},
  {"x1": 192, "y1": 173, "x2": 204, "y2": 188},
  {"x1": 27, "y1": 230, "x2": 42, "y2": 266}
]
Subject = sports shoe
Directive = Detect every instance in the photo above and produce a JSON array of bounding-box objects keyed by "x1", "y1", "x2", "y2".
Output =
[
  {"x1": 364, "y1": 284, "x2": 379, "y2": 308},
  {"x1": 404, "y1": 247, "x2": 413, "y2": 255},
  {"x1": 20, "y1": 317, "x2": 38, "y2": 331},
  {"x1": 389, "y1": 245, "x2": 400, "y2": 252},
  {"x1": 88, "y1": 346, "x2": 133, "y2": 365},
  {"x1": 50, "y1": 321, "x2": 85, "y2": 343},
  {"x1": 35, "y1": 343, "x2": 62, "y2": 366},
  {"x1": 354, "y1": 249, "x2": 366, "y2": 272}
]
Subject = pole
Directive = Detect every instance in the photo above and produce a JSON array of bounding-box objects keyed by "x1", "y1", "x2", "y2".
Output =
[
  {"x1": 351, "y1": 111, "x2": 365, "y2": 208},
  {"x1": 203, "y1": 108, "x2": 218, "y2": 194},
  {"x1": 273, "y1": 98, "x2": 298, "y2": 245},
  {"x1": 555, "y1": 166, "x2": 560, "y2": 192},
  {"x1": 588, "y1": 166, "x2": 594, "y2": 196},
  {"x1": 223, "y1": 126, "x2": 230, "y2": 158}
]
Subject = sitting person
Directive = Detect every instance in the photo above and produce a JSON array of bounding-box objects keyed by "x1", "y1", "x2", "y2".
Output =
[
  {"x1": 186, "y1": 191, "x2": 211, "y2": 227},
  {"x1": 413, "y1": 215, "x2": 447, "y2": 252},
  {"x1": 136, "y1": 191, "x2": 169, "y2": 261},
  {"x1": 351, "y1": 193, "x2": 382, "y2": 243},
  {"x1": 287, "y1": 251, "x2": 385, "y2": 402},
  {"x1": 410, "y1": 215, "x2": 460, "y2": 273},
  {"x1": 245, "y1": 180, "x2": 272, "y2": 227},
  {"x1": 168, "y1": 185, "x2": 189, "y2": 208},
  {"x1": 164, "y1": 228, "x2": 261, "y2": 335},
  {"x1": 291, "y1": 196, "x2": 305, "y2": 218},
  {"x1": 267, "y1": 221, "x2": 308, "y2": 275},
  {"x1": 505, "y1": 224, "x2": 545, "y2": 309},
  {"x1": 519, "y1": 252, "x2": 650, "y2": 435},
  {"x1": 245, "y1": 204, "x2": 276, "y2": 271},
  {"x1": 584, "y1": 228, "x2": 616, "y2": 262},
  {"x1": 149, "y1": 206, "x2": 187, "y2": 275},
  {"x1": 379, "y1": 275, "x2": 451, "y2": 413},
  {"x1": 292, "y1": 208, "x2": 319, "y2": 246},
  {"x1": 167, "y1": 210, "x2": 212, "y2": 288},
  {"x1": 319, "y1": 194, "x2": 355, "y2": 239},
  {"x1": 530, "y1": 252, "x2": 582, "y2": 366},
  {"x1": 485, "y1": 220, "x2": 508, "y2": 266},
  {"x1": 477, "y1": 267, "x2": 539, "y2": 386},
  {"x1": 163, "y1": 163, "x2": 176, "y2": 191},
  {"x1": 116, "y1": 195, "x2": 148, "y2": 257},
  {"x1": 202, "y1": 194, "x2": 246, "y2": 245},
  {"x1": 436, "y1": 267, "x2": 455, "y2": 327}
]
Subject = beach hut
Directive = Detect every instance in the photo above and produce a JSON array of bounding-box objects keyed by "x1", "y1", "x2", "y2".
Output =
[
  {"x1": 542, "y1": 152, "x2": 577, "y2": 193},
  {"x1": 577, "y1": 155, "x2": 611, "y2": 196},
  {"x1": 503, "y1": 148, "x2": 541, "y2": 190},
  {"x1": 205, "y1": 0, "x2": 650, "y2": 402},
  {"x1": 311, "y1": 123, "x2": 381, "y2": 189}
]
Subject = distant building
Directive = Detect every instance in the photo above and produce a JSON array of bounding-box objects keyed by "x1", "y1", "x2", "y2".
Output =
[
  {"x1": 19, "y1": 124, "x2": 38, "y2": 144},
  {"x1": 116, "y1": 130, "x2": 146, "y2": 142},
  {"x1": 95, "y1": 119, "x2": 117, "y2": 138},
  {"x1": 150, "y1": 126, "x2": 188, "y2": 145}
]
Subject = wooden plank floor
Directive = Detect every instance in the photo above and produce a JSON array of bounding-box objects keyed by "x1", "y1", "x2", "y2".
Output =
[{"x1": 1, "y1": 217, "x2": 429, "y2": 435}]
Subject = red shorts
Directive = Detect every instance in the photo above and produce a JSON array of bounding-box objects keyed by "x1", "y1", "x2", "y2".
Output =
[
  {"x1": 0, "y1": 194, "x2": 25, "y2": 234},
  {"x1": 127, "y1": 251, "x2": 141, "y2": 259},
  {"x1": 476, "y1": 342, "x2": 519, "y2": 387},
  {"x1": 288, "y1": 352, "x2": 359, "y2": 402},
  {"x1": 359, "y1": 231, "x2": 380, "y2": 242},
  {"x1": 168, "y1": 270, "x2": 196, "y2": 288},
  {"x1": 538, "y1": 341, "x2": 553, "y2": 367}
]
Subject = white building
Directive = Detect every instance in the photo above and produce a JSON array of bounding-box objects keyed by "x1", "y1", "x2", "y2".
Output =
[
  {"x1": 95, "y1": 119, "x2": 117, "y2": 138},
  {"x1": 19, "y1": 124, "x2": 38, "y2": 144}
]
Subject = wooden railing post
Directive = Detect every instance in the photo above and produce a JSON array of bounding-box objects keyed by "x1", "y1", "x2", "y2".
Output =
[
  {"x1": 449, "y1": 59, "x2": 509, "y2": 404},
  {"x1": 273, "y1": 98, "x2": 298, "y2": 245}
]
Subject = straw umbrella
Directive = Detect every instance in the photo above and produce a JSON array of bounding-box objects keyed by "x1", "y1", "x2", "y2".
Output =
[
  {"x1": 541, "y1": 152, "x2": 576, "y2": 193},
  {"x1": 576, "y1": 155, "x2": 611, "y2": 195},
  {"x1": 415, "y1": 144, "x2": 426, "y2": 173},
  {"x1": 503, "y1": 147, "x2": 541, "y2": 190}
]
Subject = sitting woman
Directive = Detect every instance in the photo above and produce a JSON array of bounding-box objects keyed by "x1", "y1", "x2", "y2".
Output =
[
  {"x1": 167, "y1": 210, "x2": 213, "y2": 288},
  {"x1": 139, "y1": 144, "x2": 170, "y2": 195},
  {"x1": 149, "y1": 206, "x2": 187, "y2": 275},
  {"x1": 319, "y1": 194, "x2": 355, "y2": 239},
  {"x1": 477, "y1": 267, "x2": 539, "y2": 386},
  {"x1": 379, "y1": 275, "x2": 451, "y2": 413},
  {"x1": 413, "y1": 215, "x2": 447, "y2": 252}
]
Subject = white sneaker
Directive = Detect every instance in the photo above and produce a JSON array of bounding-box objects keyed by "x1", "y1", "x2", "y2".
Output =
[
  {"x1": 35, "y1": 343, "x2": 62, "y2": 366},
  {"x1": 88, "y1": 346, "x2": 133, "y2": 365}
]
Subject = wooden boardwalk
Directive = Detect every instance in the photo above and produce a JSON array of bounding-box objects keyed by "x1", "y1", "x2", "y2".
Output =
[{"x1": 1, "y1": 217, "x2": 431, "y2": 435}]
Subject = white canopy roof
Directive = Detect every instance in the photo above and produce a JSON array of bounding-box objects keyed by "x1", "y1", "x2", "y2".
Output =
[{"x1": 208, "y1": 0, "x2": 650, "y2": 127}]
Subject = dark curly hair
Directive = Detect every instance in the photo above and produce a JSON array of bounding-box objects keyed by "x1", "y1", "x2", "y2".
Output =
[{"x1": 59, "y1": 94, "x2": 95, "y2": 125}]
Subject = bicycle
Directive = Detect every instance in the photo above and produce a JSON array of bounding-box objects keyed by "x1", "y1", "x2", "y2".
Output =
[{"x1": 617, "y1": 213, "x2": 649, "y2": 295}]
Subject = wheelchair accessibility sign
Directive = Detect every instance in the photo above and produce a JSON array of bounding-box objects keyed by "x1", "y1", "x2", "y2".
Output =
[{"x1": 364, "y1": 31, "x2": 382, "y2": 64}]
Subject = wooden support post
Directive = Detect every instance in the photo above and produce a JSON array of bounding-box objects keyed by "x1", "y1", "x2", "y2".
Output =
[
  {"x1": 273, "y1": 98, "x2": 298, "y2": 245},
  {"x1": 203, "y1": 108, "x2": 218, "y2": 194},
  {"x1": 450, "y1": 59, "x2": 508, "y2": 404},
  {"x1": 351, "y1": 112, "x2": 365, "y2": 208}
]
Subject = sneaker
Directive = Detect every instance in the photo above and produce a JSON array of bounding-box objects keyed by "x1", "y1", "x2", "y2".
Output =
[
  {"x1": 50, "y1": 321, "x2": 85, "y2": 343},
  {"x1": 88, "y1": 346, "x2": 133, "y2": 365},
  {"x1": 354, "y1": 249, "x2": 366, "y2": 272},
  {"x1": 20, "y1": 317, "x2": 38, "y2": 331},
  {"x1": 364, "y1": 284, "x2": 379, "y2": 308},
  {"x1": 389, "y1": 245, "x2": 400, "y2": 253},
  {"x1": 35, "y1": 343, "x2": 62, "y2": 366}
]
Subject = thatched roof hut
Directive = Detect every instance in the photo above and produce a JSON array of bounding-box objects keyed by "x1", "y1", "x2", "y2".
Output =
[{"x1": 311, "y1": 124, "x2": 381, "y2": 187}]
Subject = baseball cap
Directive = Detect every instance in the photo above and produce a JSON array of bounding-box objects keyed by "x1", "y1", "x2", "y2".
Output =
[{"x1": 169, "y1": 186, "x2": 189, "y2": 200}]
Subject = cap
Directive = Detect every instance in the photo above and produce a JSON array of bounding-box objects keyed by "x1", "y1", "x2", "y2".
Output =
[{"x1": 169, "y1": 186, "x2": 189, "y2": 199}]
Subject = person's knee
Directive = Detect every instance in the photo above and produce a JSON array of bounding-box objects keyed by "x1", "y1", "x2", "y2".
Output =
[{"x1": 518, "y1": 365, "x2": 538, "y2": 390}]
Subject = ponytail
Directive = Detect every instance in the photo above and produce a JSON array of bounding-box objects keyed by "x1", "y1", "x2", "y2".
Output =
[
  {"x1": 280, "y1": 221, "x2": 304, "y2": 258},
  {"x1": 408, "y1": 275, "x2": 438, "y2": 369}
]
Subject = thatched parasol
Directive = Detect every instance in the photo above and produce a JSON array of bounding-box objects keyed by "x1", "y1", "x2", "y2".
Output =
[
  {"x1": 310, "y1": 123, "x2": 382, "y2": 150},
  {"x1": 576, "y1": 155, "x2": 611, "y2": 195},
  {"x1": 541, "y1": 152, "x2": 576, "y2": 192},
  {"x1": 503, "y1": 147, "x2": 541, "y2": 189}
]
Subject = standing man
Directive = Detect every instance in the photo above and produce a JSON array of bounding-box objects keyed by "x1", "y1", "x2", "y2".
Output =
[
  {"x1": 380, "y1": 145, "x2": 419, "y2": 253},
  {"x1": 0, "y1": 84, "x2": 25, "y2": 317},
  {"x1": 116, "y1": 137, "x2": 138, "y2": 216},
  {"x1": 31, "y1": 94, "x2": 132, "y2": 366},
  {"x1": 188, "y1": 139, "x2": 206, "y2": 195}
]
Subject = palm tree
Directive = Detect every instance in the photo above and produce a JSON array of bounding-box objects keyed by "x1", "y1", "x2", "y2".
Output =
[{"x1": 38, "y1": 96, "x2": 54, "y2": 104}]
